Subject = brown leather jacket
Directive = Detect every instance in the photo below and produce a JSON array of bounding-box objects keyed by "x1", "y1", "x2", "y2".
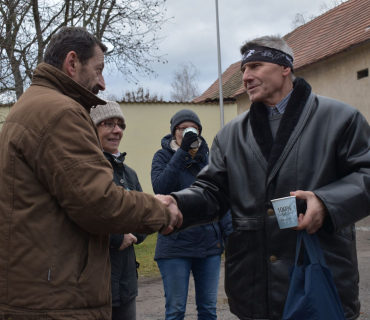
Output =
[{"x1": 0, "y1": 63, "x2": 171, "y2": 319}]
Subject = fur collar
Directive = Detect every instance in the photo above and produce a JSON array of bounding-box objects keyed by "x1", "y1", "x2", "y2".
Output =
[{"x1": 249, "y1": 77, "x2": 312, "y2": 178}]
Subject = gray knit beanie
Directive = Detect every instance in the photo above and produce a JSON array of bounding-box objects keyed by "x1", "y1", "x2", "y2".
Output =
[
  {"x1": 170, "y1": 109, "x2": 202, "y2": 135},
  {"x1": 90, "y1": 101, "x2": 125, "y2": 125}
]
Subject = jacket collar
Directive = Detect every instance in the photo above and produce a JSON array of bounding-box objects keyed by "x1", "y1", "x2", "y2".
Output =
[
  {"x1": 31, "y1": 63, "x2": 106, "y2": 112},
  {"x1": 249, "y1": 77, "x2": 313, "y2": 180},
  {"x1": 103, "y1": 151, "x2": 127, "y2": 163}
]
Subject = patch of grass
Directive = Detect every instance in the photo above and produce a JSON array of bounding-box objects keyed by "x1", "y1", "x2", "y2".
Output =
[{"x1": 135, "y1": 232, "x2": 160, "y2": 278}]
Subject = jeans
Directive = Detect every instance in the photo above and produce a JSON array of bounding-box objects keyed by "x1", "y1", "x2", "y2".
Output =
[{"x1": 157, "y1": 255, "x2": 221, "y2": 320}]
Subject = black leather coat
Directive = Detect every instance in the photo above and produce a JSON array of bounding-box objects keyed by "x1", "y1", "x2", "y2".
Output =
[{"x1": 172, "y1": 79, "x2": 370, "y2": 320}]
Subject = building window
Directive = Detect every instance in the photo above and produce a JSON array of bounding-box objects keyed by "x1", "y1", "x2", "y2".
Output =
[{"x1": 357, "y1": 69, "x2": 369, "y2": 80}]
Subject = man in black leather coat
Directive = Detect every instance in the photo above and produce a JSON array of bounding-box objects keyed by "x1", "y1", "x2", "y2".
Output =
[{"x1": 157, "y1": 36, "x2": 370, "y2": 320}]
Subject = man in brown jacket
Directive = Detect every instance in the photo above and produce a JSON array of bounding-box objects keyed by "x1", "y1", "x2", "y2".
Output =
[{"x1": 0, "y1": 27, "x2": 181, "y2": 320}]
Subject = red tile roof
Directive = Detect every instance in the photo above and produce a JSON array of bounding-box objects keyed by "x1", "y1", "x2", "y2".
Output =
[
  {"x1": 194, "y1": 0, "x2": 370, "y2": 103},
  {"x1": 193, "y1": 61, "x2": 245, "y2": 103}
]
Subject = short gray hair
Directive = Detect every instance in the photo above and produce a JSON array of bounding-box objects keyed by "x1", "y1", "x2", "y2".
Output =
[{"x1": 240, "y1": 35, "x2": 295, "y2": 80}]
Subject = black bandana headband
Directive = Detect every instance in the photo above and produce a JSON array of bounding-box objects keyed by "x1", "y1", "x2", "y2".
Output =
[{"x1": 241, "y1": 46, "x2": 294, "y2": 72}]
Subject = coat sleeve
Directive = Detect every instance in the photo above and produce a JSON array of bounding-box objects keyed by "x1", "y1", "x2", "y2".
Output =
[
  {"x1": 131, "y1": 169, "x2": 143, "y2": 193},
  {"x1": 110, "y1": 234, "x2": 125, "y2": 249},
  {"x1": 171, "y1": 136, "x2": 231, "y2": 232},
  {"x1": 151, "y1": 148, "x2": 189, "y2": 195},
  {"x1": 34, "y1": 108, "x2": 171, "y2": 235},
  {"x1": 132, "y1": 170, "x2": 147, "y2": 244},
  {"x1": 314, "y1": 110, "x2": 370, "y2": 234},
  {"x1": 218, "y1": 210, "x2": 233, "y2": 244},
  {"x1": 133, "y1": 233, "x2": 147, "y2": 245}
]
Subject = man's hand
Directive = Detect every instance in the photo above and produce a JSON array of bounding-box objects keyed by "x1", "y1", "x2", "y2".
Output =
[
  {"x1": 155, "y1": 195, "x2": 183, "y2": 235},
  {"x1": 119, "y1": 234, "x2": 137, "y2": 250},
  {"x1": 290, "y1": 190, "x2": 328, "y2": 234}
]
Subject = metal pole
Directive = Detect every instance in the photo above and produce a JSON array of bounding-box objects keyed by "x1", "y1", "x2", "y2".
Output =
[{"x1": 215, "y1": 0, "x2": 224, "y2": 127}]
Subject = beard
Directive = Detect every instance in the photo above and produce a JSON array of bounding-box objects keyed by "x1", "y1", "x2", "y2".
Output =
[
  {"x1": 77, "y1": 67, "x2": 101, "y2": 95},
  {"x1": 91, "y1": 85, "x2": 100, "y2": 95},
  {"x1": 78, "y1": 79, "x2": 101, "y2": 95}
]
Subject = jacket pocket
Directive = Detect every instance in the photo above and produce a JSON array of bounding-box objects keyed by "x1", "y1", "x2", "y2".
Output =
[
  {"x1": 226, "y1": 218, "x2": 260, "y2": 260},
  {"x1": 225, "y1": 230, "x2": 252, "y2": 260},
  {"x1": 212, "y1": 222, "x2": 221, "y2": 239},
  {"x1": 74, "y1": 233, "x2": 90, "y2": 284},
  {"x1": 224, "y1": 230, "x2": 259, "y2": 311}
]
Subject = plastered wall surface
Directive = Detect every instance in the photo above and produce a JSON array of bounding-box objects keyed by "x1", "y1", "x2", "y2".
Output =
[
  {"x1": 296, "y1": 42, "x2": 370, "y2": 121},
  {"x1": 0, "y1": 102, "x2": 237, "y2": 195},
  {"x1": 0, "y1": 106, "x2": 11, "y2": 131},
  {"x1": 235, "y1": 93, "x2": 250, "y2": 114},
  {"x1": 117, "y1": 103, "x2": 237, "y2": 194}
]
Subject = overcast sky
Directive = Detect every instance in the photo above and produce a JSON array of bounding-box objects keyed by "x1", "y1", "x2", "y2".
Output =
[{"x1": 101, "y1": 0, "x2": 331, "y2": 101}]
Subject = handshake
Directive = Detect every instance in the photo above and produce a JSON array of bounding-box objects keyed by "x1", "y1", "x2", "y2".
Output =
[{"x1": 155, "y1": 195, "x2": 183, "y2": 235}]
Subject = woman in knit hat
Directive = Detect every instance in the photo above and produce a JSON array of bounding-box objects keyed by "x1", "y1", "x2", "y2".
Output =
[
  {"x1": 90, "y1": 101, "x2": 146, "y2": 320},
  {"x1": 151, "y1": 109, "x2": 232, "y2": 320}
]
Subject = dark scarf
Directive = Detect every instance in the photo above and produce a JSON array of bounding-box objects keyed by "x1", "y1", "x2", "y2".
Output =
[{"x1": 249, "y1": 77, "x2": 312, "y2": 178}]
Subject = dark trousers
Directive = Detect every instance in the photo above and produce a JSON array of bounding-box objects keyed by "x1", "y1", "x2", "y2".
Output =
[{"x1": 112, "y1": 297, "x2": 136, "y2": 320}]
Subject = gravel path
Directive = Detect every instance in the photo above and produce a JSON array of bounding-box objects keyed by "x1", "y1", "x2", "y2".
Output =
[{"x1": 137, "y1": 226, "x2": 370, "y2": 320}]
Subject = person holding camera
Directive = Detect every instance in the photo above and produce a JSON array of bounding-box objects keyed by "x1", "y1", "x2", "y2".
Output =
[{"x1": 151, "y1": 109, "x2": 232, "y2": 320}]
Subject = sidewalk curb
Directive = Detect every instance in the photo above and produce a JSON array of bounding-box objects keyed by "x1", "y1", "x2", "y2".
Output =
[{"x1": 356, "y1": 227, "x2": 370, "y2": 231}]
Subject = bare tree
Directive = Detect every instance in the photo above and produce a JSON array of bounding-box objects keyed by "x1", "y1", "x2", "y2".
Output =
[
  {"x1": 290, "y1": 12, "x2": 316, "y2": 30},
  {"x1": 291, "y1": 0, "x2": 349, "y2": 30},
  {"x1": 320, "y1": 0, "x2": 349, "y2": 12},
  {"x1": 119, "y1": 86, "x2": 163, "y2": 102},
  {"x1": 0, "y1": 0, "x2": 169, "y2": 101},
  {"x1": 170, "y1": 62, "x2": 200, "y2": 102}
]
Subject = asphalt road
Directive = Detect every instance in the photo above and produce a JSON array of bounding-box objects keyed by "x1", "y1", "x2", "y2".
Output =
[{"x1": 137, "y1": 224, "x2": 370, "y2": 320}]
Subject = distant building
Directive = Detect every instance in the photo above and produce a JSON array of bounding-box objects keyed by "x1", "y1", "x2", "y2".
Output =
[{"x1": 194, "y1": 0, "x2": 370, "y2": 120}]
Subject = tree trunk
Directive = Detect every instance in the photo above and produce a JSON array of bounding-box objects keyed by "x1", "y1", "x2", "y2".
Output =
[
  {"x1": 32, "y1": 0, "x2": 44, "y2": 65},
  {"x1": 8, "y1": 55, "x2": 24, "y2": 99}
]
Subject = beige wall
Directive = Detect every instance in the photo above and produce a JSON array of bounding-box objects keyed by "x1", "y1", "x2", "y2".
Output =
[
  {"x1": 118, "y1": 102, "x2": 237, "y2": 194},
  {"x1": 235, "y1": 93, "x2": 250, "y2": 114},
  {"x1": 0, "y1": 105, "x2": 11, "y2": 131},
  {"x1": 295, "y1": 42, "x2": 370, "y2": 121},
  {"x1": 235, "y1": 42, "x2": 370, "y2": 118},
  {"x1": 0, "y1": 102, "x2": 237, "y2": 195}
]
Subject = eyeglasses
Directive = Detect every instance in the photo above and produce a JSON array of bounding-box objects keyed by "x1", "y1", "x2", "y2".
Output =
[
  {"x1": 176, "y1": 126, "x2": 199, "y2": 132},
  {"x1": 101, "y1": 121, "x2": 126, "y2": 131}
]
